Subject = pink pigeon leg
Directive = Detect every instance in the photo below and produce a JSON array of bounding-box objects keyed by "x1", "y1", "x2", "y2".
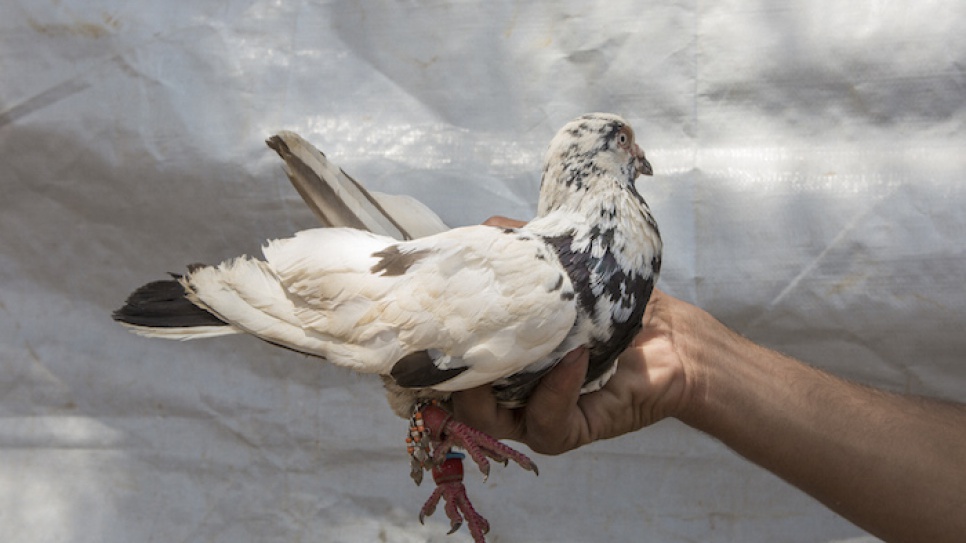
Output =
[
  {"x1": 420, "y1": 403, "x2": 539, "y2": 478},
  {"x1": 418, "y1": 452, "x2": 490, "y2": 543}
]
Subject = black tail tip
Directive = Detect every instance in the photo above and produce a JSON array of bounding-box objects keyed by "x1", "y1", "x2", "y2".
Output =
[{"x1": 113, "y1": 278, "x2": 226, "y2": 328}]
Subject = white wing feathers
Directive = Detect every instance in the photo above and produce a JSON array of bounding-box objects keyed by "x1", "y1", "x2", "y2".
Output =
[
  {"x1": 181, "y1": 226, "x2": 577, "y2": 391},
  {"x1": 267, "y1": 131, "x2": 449, "y2": 240}
]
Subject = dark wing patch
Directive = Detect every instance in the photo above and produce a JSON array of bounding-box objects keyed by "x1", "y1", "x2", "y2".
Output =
[
  {"x1": 390, "y1": 351, "x2": 468, "y2": 388},
  {"x1": 370, "y1": 245, "x2": 431, "y2": 276},
  {"x1": 543, "y1": 235, "x2": 597, "y2": 318},
  {"x1": 585, "y1": 273, "x2": 655, "y2": 385},
  {"x1": 541, "y1": 233, "x2": 657, "y2": 391}
]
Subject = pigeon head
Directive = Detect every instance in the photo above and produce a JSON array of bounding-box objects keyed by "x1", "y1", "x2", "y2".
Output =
[{"x1": 537, "y1": 113, "x2": 653, "y2": 216}]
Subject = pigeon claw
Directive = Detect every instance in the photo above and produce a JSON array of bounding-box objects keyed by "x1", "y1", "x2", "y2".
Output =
[
  {"x1": 420, "y1": 403, "x2": 539, "y2": 478},
  {"x1": 418, "y1": 453, "x2": 490, "y2": 543},
  {"x1": 410, "y1": 457, "x2": 424, "y2": 486}
]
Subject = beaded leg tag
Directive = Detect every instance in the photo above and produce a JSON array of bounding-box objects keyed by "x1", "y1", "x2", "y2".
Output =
[{"x1": 407, "y1": 401, "x2": 435, "y2": 485}]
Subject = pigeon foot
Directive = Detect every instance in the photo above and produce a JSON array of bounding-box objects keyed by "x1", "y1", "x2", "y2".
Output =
[
  {"x1": 406, "y1": 402, "x2": 538, "y2": 542},
  {"x1": 414, "y1": 403, "x2": 539, "y2": 479},
  {"x1": 418, "y1": 452, "x2": 490, "y2": 543}
]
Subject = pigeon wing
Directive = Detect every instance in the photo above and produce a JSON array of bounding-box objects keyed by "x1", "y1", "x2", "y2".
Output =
[
  {"x1": 183, "y1": 225, "x2": 577, "y2": 392},
  {"x1": 267, "y1": 131, "x2": 449, "y2": 239}
]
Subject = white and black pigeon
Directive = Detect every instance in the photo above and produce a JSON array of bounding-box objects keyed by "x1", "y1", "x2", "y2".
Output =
[{"x1": 114, "y1": 113, "x2": 662, "y2": 543}]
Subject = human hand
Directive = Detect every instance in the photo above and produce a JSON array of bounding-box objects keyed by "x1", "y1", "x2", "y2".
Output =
[{"x1": 451, "y1": 216, "x2": 692, "y2": 455}]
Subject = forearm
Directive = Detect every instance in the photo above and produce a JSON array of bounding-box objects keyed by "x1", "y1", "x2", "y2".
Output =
[{"x1": 676, "y1": 316, "x2": 966, "y2": 543}]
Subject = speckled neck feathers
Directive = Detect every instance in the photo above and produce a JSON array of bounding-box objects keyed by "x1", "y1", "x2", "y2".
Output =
[{"x1": 528, "y1": 113, "x2": 661, "y2": 280}]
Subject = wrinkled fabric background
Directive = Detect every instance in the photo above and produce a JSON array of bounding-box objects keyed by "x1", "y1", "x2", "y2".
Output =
[{"x1": 2, "y1": 1, "x2": 964, "y2": 542}]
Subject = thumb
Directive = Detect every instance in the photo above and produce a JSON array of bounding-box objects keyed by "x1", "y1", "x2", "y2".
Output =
[
  {"x1": 523, "y1": 348, "x2": 589, "y2": 454},
  {"x1": 534, "y1": 347, "x2": 589, "y2": 403}
]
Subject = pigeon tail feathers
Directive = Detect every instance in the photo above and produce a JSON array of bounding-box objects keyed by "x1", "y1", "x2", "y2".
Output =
[{"x1": 112, "y1": 276, "x2": 238, "y2": 339}]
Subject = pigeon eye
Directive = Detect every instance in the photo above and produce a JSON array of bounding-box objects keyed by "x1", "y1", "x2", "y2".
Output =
[{"x1": 617, "y1": 132, "x2": 628, "y2": 146}]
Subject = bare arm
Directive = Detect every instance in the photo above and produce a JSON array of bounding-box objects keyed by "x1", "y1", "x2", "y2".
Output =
[
  {"x1": 453, "y1": 217, "x2": 966, "y2": 543},
  {"x1": 676, "y1": 296, "x2": 966, "y2": 543}
]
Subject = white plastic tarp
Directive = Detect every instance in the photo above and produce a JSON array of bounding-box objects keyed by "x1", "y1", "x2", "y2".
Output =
[{"x1": 2, "y1": 1, "x2": 964, "y2": 542}]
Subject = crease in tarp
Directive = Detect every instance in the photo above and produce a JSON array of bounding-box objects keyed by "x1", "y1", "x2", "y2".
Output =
[
  {"x1": 742, "y1": 180, "x2": 901, "y2": 334},
  {"x1": 0, "y1": 77, "x2": 91, "y2": 128}
]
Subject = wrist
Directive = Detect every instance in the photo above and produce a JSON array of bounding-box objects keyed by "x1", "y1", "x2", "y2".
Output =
[{"x1": 668, "y1": 302, "x2": 753, "y2": 430}]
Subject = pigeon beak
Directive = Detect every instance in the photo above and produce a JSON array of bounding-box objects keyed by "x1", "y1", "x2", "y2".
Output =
[
  {"x1": 638, "y1": 157, "x2": 653, "y2": 177},
  {"x1": 633, "y1": 144, "x2": 653, "y2": 177}
]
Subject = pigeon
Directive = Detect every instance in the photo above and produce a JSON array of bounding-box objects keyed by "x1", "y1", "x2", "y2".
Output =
[{"x1": 113, "y1": 113, "x2": 662, "y2": 542}]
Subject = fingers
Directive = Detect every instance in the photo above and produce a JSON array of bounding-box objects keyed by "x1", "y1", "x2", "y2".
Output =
[
  {"x1": 451, "y1": 383, "x2": 518, "y2": 440},
  {"x1": 483, "y1": 216, "x2": 527, "y2": 229},
  {"x1": 523, "y1": 347, "x2": 590, "y2": 455},
  {"x1": 529, "y1": 347, "x2": 588, "y2": 409},
  {"x1": 642, "y1": 288, "x2": 665, "y2": 327}
]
